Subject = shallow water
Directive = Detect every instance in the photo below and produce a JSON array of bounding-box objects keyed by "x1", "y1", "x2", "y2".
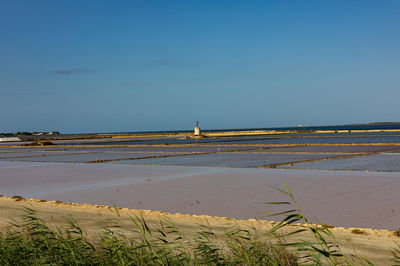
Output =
[
  {"x1": 1, "y1": 152, "x2": 179, "y2": 163},
  {"x1": 280, "y1": 154, "x2": 400, "y2": 172},
  {"x1": 108, "y1": 152, "x2": 342, "y2": 167},
  {"x1": 265, "y1": 145, "x2": 400, "y2": 153},
  {"x1": 2, "y1": 161, "x2": 400, "y2": 229},
  {"x1": 77, "y1": 135, "x2": 400, "y2": 146},
  {"x1": 2, "y1": 132, "x2": 400, "y2": 171}
]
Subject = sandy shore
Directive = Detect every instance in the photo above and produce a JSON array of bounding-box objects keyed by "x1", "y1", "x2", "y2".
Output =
[{"x1": 0, "y1": 195, "x2": 398, "y2": 265}]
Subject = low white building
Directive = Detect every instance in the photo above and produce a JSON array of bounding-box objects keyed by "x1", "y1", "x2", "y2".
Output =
[{"x1": 0, "y1": 137, "x2": 21, "y2": 142}]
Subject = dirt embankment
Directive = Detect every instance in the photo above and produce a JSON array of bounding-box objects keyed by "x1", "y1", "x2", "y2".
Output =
[{"x1": 0, "y1": 195, "x2": 398, "y2": 265}]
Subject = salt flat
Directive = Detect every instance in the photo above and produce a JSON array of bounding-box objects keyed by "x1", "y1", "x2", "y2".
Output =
[{"x1": 1, "y1": 160, "x2": 399, "y2": 230}]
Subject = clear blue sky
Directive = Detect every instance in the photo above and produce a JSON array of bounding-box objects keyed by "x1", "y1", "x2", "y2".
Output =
[{"x1": 1, "y1": 0, "x2": 399, "y2": 133}]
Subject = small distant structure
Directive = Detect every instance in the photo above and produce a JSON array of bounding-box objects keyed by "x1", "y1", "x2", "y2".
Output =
[
  {"x1": 0, "y1": 137, "x2": 21, "y2": 142},
  {"x1": 32, "y1": 131, "x2": 60, "y2": 136},
  {"x1": 194, "y1": 121, "x2": 201, "y2": 136}
]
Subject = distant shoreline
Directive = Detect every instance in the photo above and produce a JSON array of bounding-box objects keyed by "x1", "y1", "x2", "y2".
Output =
[
  {"x1": 4, "y1": 128, "x2": 400, "y2": 143},
  {"x1": 3, "y1": 122, "x2": 400, "y2": 137}
]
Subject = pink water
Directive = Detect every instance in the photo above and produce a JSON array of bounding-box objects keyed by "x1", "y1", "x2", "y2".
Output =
[{"x1": 1, "y1": 161, "x2": 400, "y2": 230}]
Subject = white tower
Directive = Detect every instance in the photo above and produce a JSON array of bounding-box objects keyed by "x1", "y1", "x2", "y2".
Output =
[{"x1": 194, "y1": 121, "x2": 201, "y2": 136}]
